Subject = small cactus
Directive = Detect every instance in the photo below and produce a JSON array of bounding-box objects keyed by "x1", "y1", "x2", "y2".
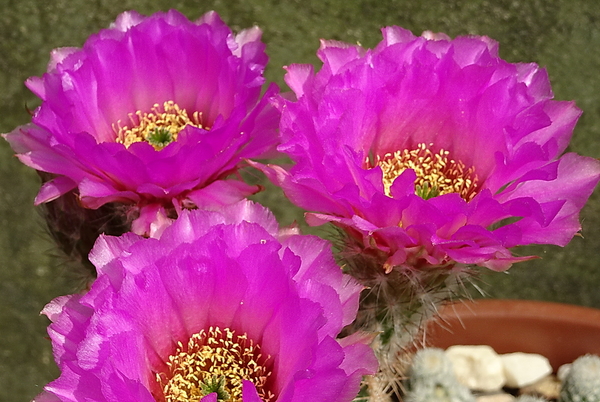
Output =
[
  {"x1": 405, "y1": 382, "x2": 474, "y2": 402},
  {"x1": 409, "y1": 348, "x2": 455, "y2": 383},
  {"x1": 560, "y1": 354, "x2": 600, "y2": 402},
  {"x1": 404, "y1": 348, "x2": 475, "y2": 402}
]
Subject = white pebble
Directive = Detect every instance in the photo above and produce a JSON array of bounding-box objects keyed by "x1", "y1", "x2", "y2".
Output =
[
  {"x1": 446, "y1": 345, "x2": 506, "y2": 391},
  {"x1": 477, "y1": 394, "x2": 515, "y2": 402},
  {"x1": 500, "y1": 352, "x2": 552, "y2": 388}
]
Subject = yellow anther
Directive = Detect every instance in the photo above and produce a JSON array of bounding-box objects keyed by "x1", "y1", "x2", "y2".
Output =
[
  {"x1": 155, "y1": 327, "x2": 274, "y2": 402},
  {"x1": 366, "y1": 143, "x2": 479, "y2": 201},
  {"x1": 113, "y1": 101, "x2": 206, "y2": 150}
]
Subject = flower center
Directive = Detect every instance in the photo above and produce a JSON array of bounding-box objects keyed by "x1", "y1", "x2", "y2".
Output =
[
  {"x1": 367, "y1": 143, "x2": 479, "y2": 201},
  {"x1": 155, "y1": 326, "x2": 274, "y2": 402},
  {"x1": 114, "y1": 101, "x2": 206, "y2": 150}
]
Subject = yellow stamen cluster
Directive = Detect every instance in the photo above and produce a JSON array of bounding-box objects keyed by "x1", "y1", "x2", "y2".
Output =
[
  {"x1": 156, "y1": 326, "x2": 274, "y2": 402},
  {"x1": 367, "y1": 143, "x2": 479, "y2": 201},
  {"x1": 114, "y1": 101, "x2": 205, "y2": 150}
]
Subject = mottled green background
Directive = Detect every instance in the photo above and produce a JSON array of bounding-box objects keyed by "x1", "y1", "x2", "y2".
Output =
[{"x1": 1, "y1": 0, "x2": 599, "y2": 400}]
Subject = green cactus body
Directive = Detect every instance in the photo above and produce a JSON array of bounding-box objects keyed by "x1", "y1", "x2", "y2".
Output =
[
  {"x1": 341, "y1": 243, "x2": 477, "y2": 401},
  {"x1": 560, "y1": 354, "x2": 600, "y2": 402}
]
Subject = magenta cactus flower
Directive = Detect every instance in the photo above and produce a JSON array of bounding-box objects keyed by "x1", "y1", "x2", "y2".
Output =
[
  {"x1": 35, "y1": 200, "x2": 376, "y2": 402},
  {"x1": 4, "y1": 10, "x2": 280, "y2": 236},
  {"x1": 256, "y1": 27, "x2": 600, "y2": 273}
]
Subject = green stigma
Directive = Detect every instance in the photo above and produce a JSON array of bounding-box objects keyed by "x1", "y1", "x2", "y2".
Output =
[
  {"x1": 200, "y1": 375, "x2": 231, "y2": 401},
  {"x1": 147, "y1": 127, "x2": 174, "y2": 149},
  {"x1": 415, "y1": 182, "x2": 441, "y2": 200}
]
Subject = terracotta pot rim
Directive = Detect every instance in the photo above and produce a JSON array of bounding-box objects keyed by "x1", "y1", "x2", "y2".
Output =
[
  {"x1": 437, "y1": 298, "x2": 600, "y2": 327},
  {"x1": 428, "y1": 298, "x2": 600, "y2": 371}
]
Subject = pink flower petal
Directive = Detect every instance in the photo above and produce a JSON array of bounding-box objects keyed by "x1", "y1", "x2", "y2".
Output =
[
  {"x1": 255, "y1": 26, "x2": 600, "y2": 273},
  {"x1": 5, "y1": 9, "x2": 280, "y2": 231},
  {"x1": 40, "y1": 202, "x2": 375, "y2": 401}
]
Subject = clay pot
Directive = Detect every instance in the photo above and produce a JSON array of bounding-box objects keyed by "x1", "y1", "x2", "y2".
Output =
[{"x1": 427, "y1": 299, "x2": 600, "y2": 371}]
